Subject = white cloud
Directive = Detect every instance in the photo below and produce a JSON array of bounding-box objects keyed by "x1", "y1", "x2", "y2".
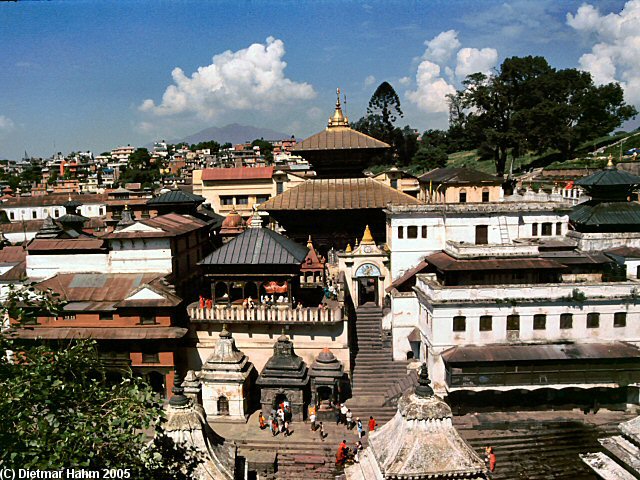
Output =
[
  {"x1": 0, "y1": 115, "x2": 15, "y2": 132},
  {"x1": 406, "y1": 60, "x2": 456, "y2": 113},
  {"x1": 364, "y1": 75, "x2": 376, "y2": 87},
  {"x1": 398, "y1": 76, "x2": 411, "y2": 86},
  {"x1": 455, "y1": 47, "x2": 498, "y2": 79},
  {"x1": 567, "y1": 0, "x2": 640, "y2": 104},
  {"x1": 140, "y1": 37, "x2": 316, "y2": 120},
  {"x1": 423, "y1": 30, "x2": 461, "y2": 64},
  {"x1": 406, "y1": 31, "x2": 498, "y2": 114}
]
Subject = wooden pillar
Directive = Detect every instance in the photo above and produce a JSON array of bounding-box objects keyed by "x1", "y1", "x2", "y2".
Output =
[{"x1": 211, "y1": 280, "x2": 216, "y2": 306}]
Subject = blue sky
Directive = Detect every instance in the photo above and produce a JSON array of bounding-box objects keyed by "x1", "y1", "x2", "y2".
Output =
[{"x1": 0, "y1": 0, "x2": 635, "y2": 159}]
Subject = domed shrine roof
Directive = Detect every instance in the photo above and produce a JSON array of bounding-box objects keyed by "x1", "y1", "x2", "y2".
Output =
[
  {"x1": 309, "y1": 347, "x2": 343, "y2": 382},
  {"x1": 256, "y1": 334, "x2": 309, "y2": 389},
  {"x1": 220, "y1": 207, "x2": 246, "y2": 236}
]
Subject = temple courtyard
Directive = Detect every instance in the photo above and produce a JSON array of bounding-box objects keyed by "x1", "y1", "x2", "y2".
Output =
[{"x1": 208, "y1": 408, "x2": 635, "y2": 479}]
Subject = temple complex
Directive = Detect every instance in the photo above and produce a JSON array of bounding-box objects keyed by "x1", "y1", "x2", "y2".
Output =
[{"x1": 292, "y1": 89, "x2": 391, "y2": 178}]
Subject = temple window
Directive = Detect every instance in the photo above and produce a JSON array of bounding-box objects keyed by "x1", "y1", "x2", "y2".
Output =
[
  {"x1": 541, "y1": 223, "x2": 552, "y2": 236},
  {"x1": 140, "y1": 314, "x2": 157, "y2": 325},
  {"x1": 532, "y1": 223, "x2": 538, "y2": 236},
  {"x1": 614, "y1": 312, "x2": 627, "y2": 328},
  {"x1": 475, "y1": 225, "x2": 488, "y2": 245},
  {"x1": 587, "y1": 312, "x2": 600, "y2": 328},
  {"x1": 479, "y1": 315, "x2": 492, "y2": 331},
  {"x1": 99, "y1": 312, "x2": 114, "y2": 321},
  {"x1": 220, "y1": 196, "x2": 234, "y2": 206},
  {"x1": 560, "y1": 313, "x2": 573, "y2": 329},
  {"x1": 507, "y1": 314, "x2": 520, "y2": 331},
  {"x1": 452, "y1": 316, "x2": 466, "y2": 332},
  {"x1": 459, "y1": 190, "x2": 467, "y2": 203},
  {"x1": 556, "y1": 222, "x2": 562, "y2": 235},
  {"x1": 9, "y1": 212, "x2": 14, "y2": 220},
  {"x1": 142, "y1": 352, "x2": 159, "y2": 363},
  {"x1": 407, "y1": 226, "x2": 418, "y2": 239},
  {"x1": 236, "y1": 196, "x2": 249, "y2": 205},
  {"x1": 32, "y1": 211, "x2": 37, "y2": 219},
  {"x1": 256, "y1": 194, "x2": 270, "y2": 204},
  {"x1": 217, "y1": 396, "x2": 229, "y2": 415},
  {"x1": 533, "y1": 314, "x2": 546, "y2": 330},
  {"x1": 398, "y1": 226, "x2": 404, "y2": 239},
  {"x1": 276, "y1": 181, "x2": 284, "y2": 194},
  {"x1": 421, "y1": 226, "x2": 427, "y2": 238},
  {"x1": 482, "y1": 190, "x2": 490, "y2": 202}
]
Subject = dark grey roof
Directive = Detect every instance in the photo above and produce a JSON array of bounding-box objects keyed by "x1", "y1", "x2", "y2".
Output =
[
  {"x1": 147, "y1": 189, "x2": 205, "y2": 205},
  {"x1": 57, "y1": 213, "x2": 89, "y2": 224},
  {"x1": 569, "y1": 201, "x2": 640, "y2": 226},
  {"x1": 418, "y1": 167, "x2": 501, "y2": 184},
  {"x1": 199, "y1": 228, "x2": 308, "y2": 266},
  {"x1": 576, "y1": 168, "x2": 640, "y2": 187}
]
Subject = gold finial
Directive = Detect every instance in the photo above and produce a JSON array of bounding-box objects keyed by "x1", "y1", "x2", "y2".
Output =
[
  {"x1": 345, "y1": 243, "x2": 352, "y2": 253},
  {"x1": 328, "y1": 87, "x2": 349, "y2": 128},
  {"x1": 307, "y1": 235, "x2": 313, "y2": 248},
  {"x1": 124, "y1": 204, "x2": 129, "y2": 211},
  {"x1": 355, "y1": 237, "x2": 359, "y2": 247},
  {"x1": 361, "y1": 225, "x2": 375, "y2": 245},
  {"x1": 607, "y1": 153, "x2": 614, "y2": 168}
]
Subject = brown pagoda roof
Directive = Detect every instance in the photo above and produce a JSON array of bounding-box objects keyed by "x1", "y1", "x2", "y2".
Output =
[
  {"x1": 293, "y1": 127, "x2": 390, "y2": 152},
  {"x1": 260, "y1": 178, "x2": 422, "y2": 211},
  {"x1": 201, "y1": 166, "x2": 274, "y2": 181},
  {"x1": 104, "y1": 213, "x2": 208, "y2": 239},
  {"x1": 27, "y1": 238, "x2": 106, "y2": 252},
  {"x1": 1, "y1": 193, "x2": 107, "y2": 207}
]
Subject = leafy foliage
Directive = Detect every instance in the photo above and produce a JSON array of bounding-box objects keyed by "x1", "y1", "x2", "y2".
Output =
[
  {"x1": 251, "y1": 138, "x2": 274, "y2": 162},
  {"x1": 119, "y1": 148, "x2": 160, "y2": 187},
  {"x1": 0, "y1": 287, "x2": 200, "y2": 477}
]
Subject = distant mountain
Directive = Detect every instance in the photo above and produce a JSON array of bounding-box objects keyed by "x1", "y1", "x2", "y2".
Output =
[{"x1": 171, "y1": 123, "x2": 293, "y2": 146}]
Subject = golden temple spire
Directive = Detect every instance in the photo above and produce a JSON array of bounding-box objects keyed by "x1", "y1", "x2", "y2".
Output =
[
  {"x1": 307, "y1": 235, "x2": 313, "y2": 248},
  {"x1": 361, "y1": 225, "x2": 375, "y2": 245},
  {"x1": 607, "y1": 153, "x2": 615, "y2": 169},
  {"x1": 345, "y1": 243, "x2": 352, "y2": 253},
  {"x1": 327, "y1": 87, "x2": 349, "y2": 128}
]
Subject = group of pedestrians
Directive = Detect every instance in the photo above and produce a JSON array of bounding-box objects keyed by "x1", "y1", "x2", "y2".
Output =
[
  {"x1": 335, "y1": 439, "x2": 363, "y2": 467},
  {"x1": 258, "y1": 402, "x2": 293, "y2": 437},
  {"x1": 335, "y1": 403, "x2": 376, "y2": 439}
]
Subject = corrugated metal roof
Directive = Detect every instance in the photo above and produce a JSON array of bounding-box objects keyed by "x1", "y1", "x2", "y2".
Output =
[
  {"x1": 8, "y1": 326, "x2": 187, "y2": 340},
  {"x1": 606, "y1": 246, "x2": 640, "y2": 258},
  {"x1": 27, "y1": 238, "x2": 105, "y2": 252},
  {"x1": 425, "y1": 252, "x2": 566, "y2": 271},
  {"x1": 104, "y1": 213, "x2": 208, "y2": 239},
  {"x1": 201, "y1": 166, "x2": 274, "y2": 181},
  {"x1": 418, "y1": 167, "x2": 501, "y2": 184},
  {"x1": 0, "y1": 246, "x2": 26, "y2": 263},
  {"x1": 260, "y1": 178, "x2": 422, "y2": 211},
  {"x1": 36, "y1": 273, "x2": 166, "y2": 302},
  {"x1": 1, "y1": 193, "x2": 107, "y2": 207},
  {"x1": 292, "y1": 127, "x2": 389, "y2": 151},
  {"x1": 199, "y1": 227, "x2": 308, "y2": 266},
  {"x1": 442, "y1": 342, "x2": 640, "y2": 364},
  {"x1": 569, "y1": 201, "x2": 640, "y2": 226},
  {"x1": 146, "y1": 189, "x2": 205, "y2": 205}
]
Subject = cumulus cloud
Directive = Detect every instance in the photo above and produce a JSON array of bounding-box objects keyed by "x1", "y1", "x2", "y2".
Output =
[
  {"x1": 0, "y1": 115, "x2": 15, "y2": 132},
  {"x1": 140, "y1": 37, "x2": 316, "y2": 120},
  {"x1": 455, "y1": 47, "x2": 498, "y2": 79},
  {"x1": 406, "y1": 30, "x2": 498, "y2": 113},
  {"x1": 364, "y1": 75, "x2": 376, "y2": 87},
  {"x1": 398, "y1": 76, "x2": 412, "y2": 86},
  {"x1": 406, "y1": 61, "x2": 456, "y2": 113},
  {"x1": 567, "y1": 1, "x2": 640, "y2": 104},
  {"x1": 422, "y1": 30, "x2": 461, "y2": 64}
]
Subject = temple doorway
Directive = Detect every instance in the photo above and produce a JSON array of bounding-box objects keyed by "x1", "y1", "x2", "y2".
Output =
[
  {"x1": 274, "y1": 393, "x2": 288, "y2": 410},
  {"x1": 358, "y1": 277, "x2": 378, "y2": 305},
  {"x1": 147, "y1": 371, "x2": 165, "y2": 396}
]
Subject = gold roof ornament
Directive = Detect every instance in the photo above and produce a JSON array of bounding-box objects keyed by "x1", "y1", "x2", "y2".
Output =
[
  {"x1": 307, "y1": 235, "x2": 313, "y2": 248},
  {"x1": 607, "y1": 153, "x2": 615, "y2": 169},
  {"x1": 345, "y1": 243, "x2": 352, "y2": 253},
  {"x1": 361, "y1": 225, "x2": 375, "y2": 245},
  {"x1": 327, "y1": 88, "x2": 349, "y2": 129},
  {"x1": 355, "y1": 237, "x2": 359, "y2": 247}
]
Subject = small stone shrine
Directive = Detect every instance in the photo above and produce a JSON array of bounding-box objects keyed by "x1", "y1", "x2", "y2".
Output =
[
  {"x1": 256, "y1": 333, "x2": 310, "y2": 421},
  {"x1": 346, "y1": 363, "x2": 487, "y2": 480},
  {"x1": 163, "y1": 374, "x2": 236, "y2": 480},
  {"x1": 309, "y1": 347, "x2": 346, "y2": 418},
  {"x1": 200, "y1": 325, "x2": 255, "y2": 420}
]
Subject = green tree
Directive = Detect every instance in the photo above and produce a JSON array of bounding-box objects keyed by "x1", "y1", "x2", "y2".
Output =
[
  {"x1": 189, "y1": 140, "x2": 221, "y2": 153},
  {"x1": 0, "y1": 285, "x2": 200, "y2": 477},
  {"x1": 120, "y1": 148, "x2": 159, "y2": 187},
  {"x1": 367, "y1": 81, "x2": 404, "y2": 133},
  {"x1": 251, "y1": 138, "x2": 274, "y2": 162}
]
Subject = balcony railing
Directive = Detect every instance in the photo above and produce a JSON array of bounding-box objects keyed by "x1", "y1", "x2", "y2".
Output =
[
  {"x1": 416, "y1": 276, "x2": 639, "y2": 304},
  {"x1": 187, "y1": 303, "x2": 343, "y2": 324}
]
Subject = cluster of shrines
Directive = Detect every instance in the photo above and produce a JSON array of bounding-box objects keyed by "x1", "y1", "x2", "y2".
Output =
[{"x1": 4, "y1": 93, "x2": 640, "y2": 478}]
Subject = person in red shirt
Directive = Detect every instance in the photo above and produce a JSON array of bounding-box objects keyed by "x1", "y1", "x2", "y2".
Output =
[
  {"x1": 368, "y1": 416, "x2": 377, "y2": 432},
  {"x1": 488, "y1": 447, "x2": 496, "y2": 472}
]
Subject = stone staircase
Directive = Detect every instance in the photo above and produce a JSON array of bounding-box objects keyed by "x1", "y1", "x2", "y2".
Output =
[
  {"x1": 458, "y1": 419, "x2": 625, "y2": 480},
  {"x1": 347, "y1": 303, "x2": 417, "y2": 424}
]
